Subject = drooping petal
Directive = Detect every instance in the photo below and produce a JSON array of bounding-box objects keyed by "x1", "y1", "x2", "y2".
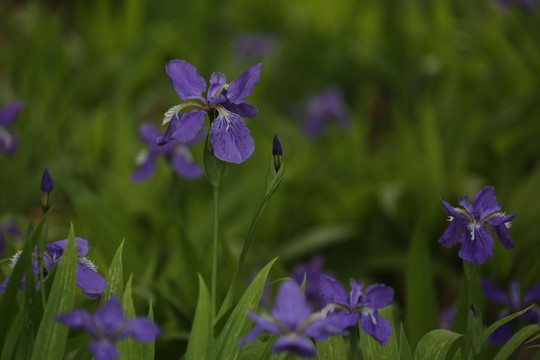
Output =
[
  {"x1": 360, "y1": 284, "x2": 394, "y2": 310},
  {"x1": 492, "y1": 224, "x2": 515, "y2": 250},
  {"x1": 56, "y1": 310, "x2": 95, "y2": 335},
  {"x1": 238, "y1": 313, "x2": 281, "y2": 346},
  {"x1": 165, "y1": 60, "x2": 207, "y2": 102},
  {"x1": 271, "y1": 281, "x2": 311, "y2": 329},
  {"x1": 169, "y1": 110, "x2": 206, "y2": 143},
  {"x1": 221, "y1": 100, "x2": 259, "y2": 118},
  {"x1": 93, "y1": 297, "x2": 125, "y2": 333},
  {"x1": 169, "y1": 148, "x2": 203, "y2": 179},
  {"x1": 89, "y1": 341, "x2": 120, "y2": 360},
  {"x1": 272, "y1": 335, "x2": 317, "y2": 358},
  {"x1": 488, "y1": 320, "x2": 513, "y2": 346},
  {"x1": 210, "y1": 110, "x2": 254, "y2": 164},
  {"x1": 458, "y1": 226, "x2": 494, "y2": 264},
  {"x1": 323, "y1": 310, "x2": 359, "y2": 330},
  {"x1": 122, "y1": 318, "x2": 161, "y2": 342},
  {"x1": 472, "y1": 186, "x2": 498, "y2": 214},
  {"x1": 130, "y1": 154, "x2": 156, "y2": 182},
  {"x1": 207, "y1": 72, "x2": 227, "y2": 104},
  {"x1": 349, "y1": 278, "x2": 364, "y2": 307},
  {"x1": 46, "y1": 237, "x2": 90, "y2": 258},
  {"x1": 440, "y1": 199, "x2": 465, "y2": 219},
  {"x1": 138, "y1": 123, "x2": 161, "y2": 146},
  {"x1": 303, "y1": 314, "x2": 343, "y2": 340},
  {"x1": 0, "y1": 129, "x2": 17, "y2": 156},
  {"x1": 438, "y1": 218, "x2": 467, "y2": 248},
  {"x1": 481, "y1": 278, "x2": 511, "y2": 305},
  {"x1": 0, "y1": 101, "x2": 22, "y2": 126},
  {"x1": 76, "y1": 264, "x2": 106, "y2": 299},
  {"x1": 226, "y1": 63, "x2": 262, "y2": 104},
  {"x1": 319, "y1": 274, "x2": 350, "y2": 307},
  {"x1": 360, "y1": 311, "x2": 392, "y2": 347},
  {"x1": 523, "y1": 282, "x2": 540, "y2": 303}
]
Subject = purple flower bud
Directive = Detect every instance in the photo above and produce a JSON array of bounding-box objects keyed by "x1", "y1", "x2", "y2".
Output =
[
  {"x1": 272, "y1": 134, "x2": 282, "y2": 172},
  {"x1": 41, "y1": 168, "x2": 54, "y2": 193}
]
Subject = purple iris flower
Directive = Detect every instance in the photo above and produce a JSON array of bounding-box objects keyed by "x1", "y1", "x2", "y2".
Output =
[
  {"x1": 319, "y1": 274, "x2": 394, "y2": 346},
  {"x1": 438, "y1": 186, "x2": 516, "y2": 265},
  {"x1": 299, "y1": 87, "x2": 349, "y2": 137},
  {"x1": 0, "y1": 219, "x2": 22, "y2": 256},
  {"x1": 56, "y1": 296, "x2": 160, "y2": 360},
  {"x1": 131, "y1": 122, "x2": 203, "y2": 182},
  {"x1": 290, "y1": 256, "x2": 326, "y2": 310},
  {"x1": 439, "y1": 306, "x2": 457, "y2": 330},
  {"x1": 160, "y1": 60, "x2": 262, "y2": 164},
  {"x1": 232, "y1": 33, "x2": 279, "y2": 62},
  {"x1": 239, "y1": 280, "x2": 341, "y2": 358},
  {"x1": 0, "y1": 237, "x2": 106, "y2": 299},
  {"x1": 482, "y1": 278, "x2": 540, "y2": 345},
  {"x1": 0, "y1": 101, "x2": 22, "y2": 156}
]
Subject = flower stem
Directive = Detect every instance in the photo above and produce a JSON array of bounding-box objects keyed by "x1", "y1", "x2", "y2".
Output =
[
  {"x1": 211, "y1": 184, "x2": 220, "y2": 320},
  {"x1": 349, "y1": 324, "x2": 359, "y2": 360}
]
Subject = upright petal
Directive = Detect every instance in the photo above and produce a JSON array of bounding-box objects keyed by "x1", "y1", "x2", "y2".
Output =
[
  {"x1": 360, "y1": 284, "x2": 394, "y2": 310},
  {"x1": 440, "y1": 199, "x2": 465, "y2": 219},
  {"x1": 76, "y1": 264, "x2": 106, "y2": 299},
  {"x1": 138, "y1": 123, "x2": 161, "y2": 146},
  {"x1": 472, "y1": 186, "x2": 498, "y2": 214},
  {"x1": 46, "y1": 237, "x2": 90, "y2": 258},
  {"x1": 319, "y1": 275, "x2": 350, "y2": 306},
  {"x1": 226, "y1": 63, "x2": 262, "y2": 104},
  {"x1": 271, "y1": 281, "x2": 311, "y2": 329},
  {"x1": 165, "y1": 60, "x2": 207, "y2": 102},
  {"x1": 169, "y1": 149, "x2": 203, "y2": 179},
  {"x1": 349, "y1": 279, "x2": 364, "y2": 307},
  {"x1": 481, "y1": 278, "x2": 511, "y2": 305},
  {"x1": 0, "y1": 101, "x2": 22, "y2": 126},
  {"x1": 360, "y1": 311, "x2": 392, "y2": 346},
  {"x1": 89, "y1": 341, "x2": 119, "y2": 360},
  {"x1": 93, "y1": 297, "x2": 125, "y2": 333},
  {"x1": 207, "y1": 72, "x2": 227, "y2": 104},
  {"x1": 123, "y1": 318, "x2": 161, "y2": 342},
  {"x1": 169, "y1": 110, "x2": 206, "y2": 143},
  {"x1": 458, "y1": 196, "x2": 474, "y2": 215},
  {"x1": 272, "y1": 335, "x2": 317, "y2": 358},
  {"x1": 210, "y1": 110, "x2": 254, "y2": 164},
  {"x1": 458, "y1": 226, "x2": 494, "y2": 264}
]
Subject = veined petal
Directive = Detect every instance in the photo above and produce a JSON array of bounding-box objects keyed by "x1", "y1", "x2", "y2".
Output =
[
  {"x1": 349, "y1": 278, "x2": 364, "y2": 307},
  {"x1": 226, "y1": 63, "x2": 262, "y2": 104},
  {"x1": 360, "y1": 284, "x2": 394, "y2": 310},
  {"x1": 319, "y1": 274, "x2": 350, "y2": 307},
  {"x1": 207, "y1": 72, "x2": 227, "y2": 104},
  {"x1": 169, "y1": 148, "x2": 203, "y2": 179},
  {"x1": 170, "y1": 110, "x2": 206, "y2": 143},
  {"x1": 272, "y1": 335, "x2": 316, "y2": 358},
  {"x1": 458, "y1": 226, "x2": 494, "y2": 264},
  {"x1": 438, "y1": 218, "x2": 467, "y2": 248},
  {"x1": 222, "y1": 100, "x2": 259, "y2": 118},
  {"x1": 271, "y1": 281, "x2": 311, "y2": 329},
  {"x1": 89, "y1": 341, "x2": 119, "y2": 360},
  {"x1": 360, "y1": 311, "x2": 392, "y2": 347},
  {"x1": 165, "y1": 60, "x2": 207, "y2": 102},
  {"x1": 122, "y1": 318, "x2": 161, "y2": 342},
  {"x1": 76, "y1": 264, "x2": 106, "y2": 299},
  {"x1": 210, "y1": 109, "x2": 254, "y2": 164},
  {"x1": 481, "y1": 278, "x2": 511, "y2": 305},
  {"x1": 0, "y1": 101, "x2": 22, "y2": 126},
  {"x1": 473, "y1": 186, "x2": 498, "y2": 214}
]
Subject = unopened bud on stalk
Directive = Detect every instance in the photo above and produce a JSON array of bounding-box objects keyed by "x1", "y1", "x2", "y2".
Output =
[
  {"x1": 41, "y1": 168, "x2": 54, "y2": 212},
  {"x1": 272, "y1": 134, "x2": 282, "y2": 172},
  {"x1": 266, "y1": 134, "x2": 284, "y2": 197}
]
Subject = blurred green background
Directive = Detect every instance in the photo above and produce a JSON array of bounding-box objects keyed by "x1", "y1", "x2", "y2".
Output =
[{"x1": 1, "y1": 0, "x2": 540, "y2": 357}]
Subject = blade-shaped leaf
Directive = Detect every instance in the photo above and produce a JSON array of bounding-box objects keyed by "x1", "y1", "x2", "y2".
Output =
[
  {"x1": 186, "y1": 275, "x2": 212, "y2": 360},
  {"x1": 31, "y1": 223, "x2": 78, "y2": 360},
  {"x1": 360, "y1": 306, "x2": 399, "y2": 360},
  {"x1": 316, "y1": 335, "x2": 347, "y2": 359},
  {"x1": 213, "y1": 258, "x2": 277, "y2": 360},
  {"x1": 142, "y1": 301, "x2": 155, "y2": 360},
  {"x1": 118, "y1": 275, "x2": 143, "y2": 360},
  {"x1": 399, "y1": 323, "x2": 413, "y2": 360},
  {"x1": 413, "y1": 329, "x2": 464, "y2": 360},
  {"x1": 101, "y1": 239, "x2": 124, "y2": 303},
  {"x1": 493, "y1": 324, "x2": 539, "y2": 360},
  {"x1": 483, "y1": 305, "x2": 535, "y2": 342},
  {"x1": 0, "y1": 310, "x2": 24, "y2": 360}
]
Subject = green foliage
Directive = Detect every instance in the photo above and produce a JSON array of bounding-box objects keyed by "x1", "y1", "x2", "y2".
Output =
[
  {"x1": 493, "y1": 324, "x2": 540, "y2": 360},
  {"x1": 414, "y1": 329, "x2": 464, "y2": 360},
  {"x1": 185, "y1": 275, "x2": 212, "y2": 360}
]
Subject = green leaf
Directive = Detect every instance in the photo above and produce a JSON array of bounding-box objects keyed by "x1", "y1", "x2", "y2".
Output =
[
  {"x1": 399, "y1": 324, "x2": 413, "y2": 360},
  {"x1": 483, "y1": 305, "x2": 535, "y2": 342},
  {"x1": 316, "y1": 335, "x2": 347, "y2": 359},
  {"x1": 360, "y1": 306, "x2": 399, "y2": 360},
  {"x1": 0, "y1": 212, "x2": 49, "y2": 349},
  {"x1": 213, "y1": 258, "x2": 278, "y2": 360},
  {"x1": 31, "y1": 223, "x2": 78, "y2": 360},
  {"x1": 118, "y1": 275, "x2": 143, "y2": 360},
  {"x1": 493, "y1": 324, "x2": 539, "y2": 360},
  {"x1": 186, "y1": 275, "x2": 213, "y2": 360},
  {"x1": 0, "y1": 310, "x2": 24, "y2": 360},
  {"x1": 142, "y1": 301, "x2": 155, "y2": 360},
  {"x1": 101, "y1": 239, "x2": 125, "y2": 303},
  {"x1": 413, "y1": 329, "x2": 464, "y2": 360}
]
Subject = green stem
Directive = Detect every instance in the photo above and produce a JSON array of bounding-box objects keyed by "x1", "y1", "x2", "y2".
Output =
[
  {"x1": 211, "y1": 185, "x2": 220, "y2": 320},
  {"x1": 349, "y1": 324, "x2": 359, "y2": 360}
]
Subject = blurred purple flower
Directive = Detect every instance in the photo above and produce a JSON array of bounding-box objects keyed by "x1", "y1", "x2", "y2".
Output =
[
  {"x1": 438, "y1": 186, "x2": 516, "y2": 265},
  {"x1": 320, "y1": 274, "x2": 394, "y2": 346},
  {"x1": 239, "y1": 280, "x2": 341, "y2": 358},
  {"x1": 57, "y1": 296, "x2": 160, "y2": 360},
  {"x1": 0, "y1": 219, "x2": 22, "y2": 256},
  {"x1": 439, "y1": 306, "x2": 457, "y2": 330},
  {"x1": 290, "y1": 256, "x2": 326, "y2": 310},
  {"x1": 160, "y1": 60, "x2": 262, "y2": 164},
  {"x1": 232, "y1": 33, "x2": 279, "y2": 62},
  {"x1": 0, "y1": 237, "x2": 106, "y2": 299},
  {"x1": 131, "y1": 122, "x2": 203, "y2": 182},
  {"x1": 299, "y1": 87, "x2": 349, "y2": 137},
  {"x1": 0, "y1": 101, "x2": 22, "y2": 156},
  {"x1": 495, "y1": 0, "x2": 538, "y2": 11},
  {"x1": 482, "y1": 278, "x2": 540, "y2": 345}
]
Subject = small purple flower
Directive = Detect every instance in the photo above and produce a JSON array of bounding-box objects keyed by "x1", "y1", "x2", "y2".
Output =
[
  {"x1": 160, "y1": 60, "x2": 262, "y2": 164},
  {"x1": 495, "y1": 0, "x2": 538, "y2": 11},
  {"x1": 298, "y1": 87, "x2": 349, "y2": 137},
  {"x1": 0, "y1": 237, "x2": 106, "y2": 299},
  {"x1": 0, "y1": 219, "x2": 22, "y2": 256},
  {"x1": 290, "y1": 256, "x2": 326, "y2": 310},
  {"x1": 239, "y1": 280, "x2": 341, "y2": 358},
  {"x1": 482, "y1": 278, "x2": 540, "y2": 345},
  {"x1": 319, "y1": 274, "x2": 394, "y2": 346},
  {"x1": 0, "y1": 101, "x2": 22, "y2": 156},
  {"x1": 131, "y1": 122, "x2": 203, "y2": 182},
  {"x1": 56, "y1": 296, "x2": 160, "y2": 360},
  {"x1": 438, "y1": 186, "x2": 516, "y2": 265},
  {"x1": 232, "y1": 32, "x2": 279, "y2": 62}
]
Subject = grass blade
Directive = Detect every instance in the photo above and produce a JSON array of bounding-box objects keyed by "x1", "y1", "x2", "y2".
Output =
[
  {"x1": 101, "y1": 239, "x2": 124, "y2": 303},
  {"x1": 185, "y1": 274, "x2": 212, "y2": 360}
]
